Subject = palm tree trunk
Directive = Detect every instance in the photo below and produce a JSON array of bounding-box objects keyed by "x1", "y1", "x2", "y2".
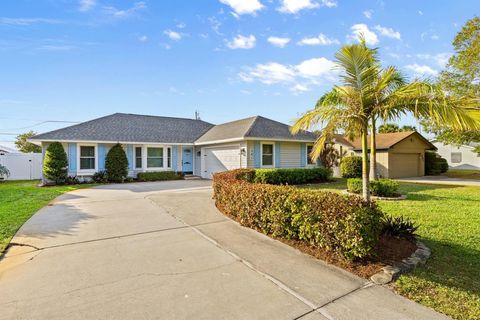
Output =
[
  {"x1": 369, "y1": 117, "x2": 377, "y2": 180},
  {"x1": 361, "y1": 125, "x2": 370, "y2": 201}
]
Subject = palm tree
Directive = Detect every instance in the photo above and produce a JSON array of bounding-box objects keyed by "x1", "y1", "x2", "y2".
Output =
[{"x1": 292, "y1": 39, "x2": 480, "y2": 200}]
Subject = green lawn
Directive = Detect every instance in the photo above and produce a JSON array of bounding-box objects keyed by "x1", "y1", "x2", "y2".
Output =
[
  {"x1": 0, "y1": 180, "x2": 94, "y2": 254},
  {"x1": 444, "y1": 169, "x2": 480, "y2": 180},
  {"x1": 302, "y1": 179, "x2": 480, "y2": 320}
]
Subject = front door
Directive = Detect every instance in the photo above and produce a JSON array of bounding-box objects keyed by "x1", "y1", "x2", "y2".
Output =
[{"x1": 182, "y1": 147, "x2": 193, "y2": 173}]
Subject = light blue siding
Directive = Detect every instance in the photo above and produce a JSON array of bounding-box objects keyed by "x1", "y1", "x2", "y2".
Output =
[
  {"x1": 274, "y1": 142, "x2": 281, "y2": 168},
  {"x1": 253, "y1": 141, "x2": 261, "y2": 168},
  {"x1": 68, "y1": 143, "x2": 77, "y2": 172},
  {"x1": 98, "y1": 144, "x2": 106, "y2": 171},
  {"x1": 172, "y1": 146, "x2": 178, "y2": 172},
  {"x1": 300, "y1": 143, "x2": 307, "y2": 167},
  {"x1": 126, "y1": 145, "x2": 133, "y2": 170}
]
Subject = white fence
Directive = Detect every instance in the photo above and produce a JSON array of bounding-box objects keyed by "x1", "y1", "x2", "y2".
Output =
[{"x1": 0, "y1": 153, "x2": 43, "y2": 180}]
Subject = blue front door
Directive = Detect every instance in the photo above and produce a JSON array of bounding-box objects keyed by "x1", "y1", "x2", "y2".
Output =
[{"x1": 182, "y1": 147, "x2": 193, "y2": 173}]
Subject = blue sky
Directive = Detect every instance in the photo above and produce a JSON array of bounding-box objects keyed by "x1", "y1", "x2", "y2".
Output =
[{"x1": 0, "y1": 0, "x2": 478, "y2": 149}]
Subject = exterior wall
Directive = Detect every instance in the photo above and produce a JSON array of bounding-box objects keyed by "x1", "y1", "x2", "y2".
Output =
[
  {"x1": 279, "y1": 142, "x2": 302, "y2": 168},
  {"x1": 246, "y1": 140, "x2": 315, "y2": 169},
  {"x1": 388, "y1": 135, "x2": 428, "y2": 177},
  {"x1": 433, "y1": 142, "x2": 480, "y2": 170},
  {"x1": 375, "y1": 151, "x2": 390, "y2": 178}
]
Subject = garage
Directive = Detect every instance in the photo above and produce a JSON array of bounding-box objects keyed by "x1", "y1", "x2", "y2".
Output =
[
  {"x1": 389, "y1": 153, "x2": 420, "y2": 178},
  {"x1": 201, "y1": 145, "x2": 241, "y2": 179}
]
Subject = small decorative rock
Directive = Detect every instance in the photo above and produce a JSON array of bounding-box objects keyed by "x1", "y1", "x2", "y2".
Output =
[{"x1": 370, "y1": 241, "x2": 431, "y2": 285}]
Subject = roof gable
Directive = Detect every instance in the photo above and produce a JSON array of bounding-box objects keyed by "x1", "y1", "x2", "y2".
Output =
[{"x1": 343, "y1": 131, "x2": 436, "y2": 150}]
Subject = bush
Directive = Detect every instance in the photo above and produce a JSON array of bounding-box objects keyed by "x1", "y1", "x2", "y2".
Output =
[
  {"x1": 253, "y1": 167, "x2": 331, "y2": 185},
  {"x1": 425, "y1": 151, "x2": 448, "y2": 175},
  {"x1": 381, "y1": 215, "x2": 418, "y2": 240},
  {"x1": 137, "y1": 171, "x2": 183, "y2": 181},
  {"x1": 340, "y1": 156, "x2": 362, "y2": 178},
  {"x1": 213, "y1": 169, "x2": 384, "y2": 260},
  {"x1": 105, "y1": 143, "x2": 129, "y2": 183},
  {"x1": 65, "y1": 175, "x2": 80, "y2": 185},
  {"x1": 43, "y1": 142, "x2": 68, "y2": 184},
  {"x1": 0, "y1": 164, "x2": 10, "y2": 180},
  {"x1": 92, "y1": 171, "x2": 109, "y2": 183},
  {"x1": 348, "y1": 178, "x2": 399, "y2": 197}
]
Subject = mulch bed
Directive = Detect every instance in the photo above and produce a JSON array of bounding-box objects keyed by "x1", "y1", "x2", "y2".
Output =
[{"x1": 277, "y1": 235, "x2": 417, "y2": 278}]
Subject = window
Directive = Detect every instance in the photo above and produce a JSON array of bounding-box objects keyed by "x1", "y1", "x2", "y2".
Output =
[
  {"x1": 135, "y1": 147, "x2": 142, "y2": 169},
  {"x1": 80, "y1": 146, "x2": 95, "y2": 170},
  {"x1": 147, "y1": 148, "x2": 163, "y2": 168},
  {"x1": 307, "y1": 145, "x2": 315, "y2": 165},
  {"x1": 451, "y1": 152, "x2": 462, "y2": 163},
  {"x1": 261, "y1": 143, "x2": 274, "y2": 167},
  {"x1": 167, "y1": 147, "x2": 171, "y2": 168}
]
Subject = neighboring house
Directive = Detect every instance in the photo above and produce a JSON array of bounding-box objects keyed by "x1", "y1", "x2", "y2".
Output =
[
  {"x1": 432, "y1": 140, "x2": 480, "y2": 170},
  {"x1": 0, "y1": 145, "x2": 17, "y2": 155},
  {"x1": 332, "y1": 131, "x2": 436, "y2": 178},
  {"x1": 30, "y1": 113, "x2": 319, "y2": 180}
]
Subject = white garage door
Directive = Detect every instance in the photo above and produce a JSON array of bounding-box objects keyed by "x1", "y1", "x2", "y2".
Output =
[{"x1": 202, "y1": 145, "x2": 241, "y2": 179}]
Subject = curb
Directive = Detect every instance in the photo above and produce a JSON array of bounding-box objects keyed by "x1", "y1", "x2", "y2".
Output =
[{"x1": 370, "y1": 241, "x2": 431, "y2": 285}]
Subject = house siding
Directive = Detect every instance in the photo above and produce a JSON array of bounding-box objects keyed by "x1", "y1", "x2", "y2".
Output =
[{"x1": 280, "y1": 142, "x2": 302, "y2": 168}]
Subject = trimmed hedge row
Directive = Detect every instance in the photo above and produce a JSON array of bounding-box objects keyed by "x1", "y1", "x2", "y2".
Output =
[
  {"x1": 213, "y1": 169, "x2": 384, "y2": 260},
  {"x1": 137, "y1": 171, "x2": 183, "y2": 181},
  {"x1": 347, "y1": 178, "x2": 399, "y2": 197},
  {"x1": 253, "y1": 167, "x2": 331, "y2": 185},
  {"x1": 340, "y1": 156, "x2": 362, "y2": 178}
]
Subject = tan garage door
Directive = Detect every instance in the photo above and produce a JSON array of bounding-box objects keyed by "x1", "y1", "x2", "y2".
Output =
[{"x1": 390, "y1": 153, "x2": 420, "y2": 178}]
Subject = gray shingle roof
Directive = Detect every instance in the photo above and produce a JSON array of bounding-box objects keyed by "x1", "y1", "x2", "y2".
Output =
[
  {"x1": 31, "y1": 113, "x2": 214, "y2": 144},
  {"x1": 195, "y1": 116, "x2": 316, "y2": 143}
]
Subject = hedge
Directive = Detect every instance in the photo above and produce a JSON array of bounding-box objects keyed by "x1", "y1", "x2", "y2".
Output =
[
  {"x1": 425, "y1": 151, "x2": 448, "y2": 175},
  {"x1": 213, "y1": 169, "x2": 384, "y2": 260},
  {"x1": 43, "y1": 142, "x2": 68, "y2": 184},
  {"x1": 253, "y1": 167, "x2": 331, "y2": 185},
  {"x1": 340, "y1": 156, "x2": 362, "y2": 178},
  {"x1": 105, "y1": 143, "x2": 129, "y2": 182},
  {"x1": 347, "y1": 178, "x2": 399, "y2": 197},
  {"x1": 137, "y1": 171, "x2": 183, "y2": 181}
]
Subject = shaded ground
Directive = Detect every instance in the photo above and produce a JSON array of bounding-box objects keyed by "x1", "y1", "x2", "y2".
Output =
[
  {"x1": 302, "y1": 179, "x2": 480, "y2": 320},
  {"x1": 443, "y1": 169, "x2": 480, "y2": 180}
]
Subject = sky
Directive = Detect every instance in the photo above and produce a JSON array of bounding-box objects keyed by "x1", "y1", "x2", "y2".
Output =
[{"x1": 0, "y1": 0, "x2": 478, "y2": 149}]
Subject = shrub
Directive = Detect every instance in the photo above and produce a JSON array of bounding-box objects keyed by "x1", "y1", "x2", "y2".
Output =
[
  {"x1": 43, "y1": 142, "x2": 68, "y2": 184},
  {"x1": 92, "y1": 170, "x2": 108, "y2": 183},
  {"x1": 348, "y1": 178, "x2": 399, "y2": 197},
  {"x1": 253, "y1": 167, "x2": 331, "y2": 185},
  {"x1": 213, "y1": 169, "x2": 384, "y2": 260},
  {"x1": 105, "y1": 143, "x2": 129, "y2": 182},
  {"x1": 0, "y1": 164, "x2": 10, "y2": 180},
  {"x1": 65, "y1": 175, "x2": 80, "y2": 185},
  {"x1": 340, "y1": 156, "x2": 362, "y2": 178},
  {"x1": 137, "y1": 171, "x2": 183, "y2": 181},
  {"x1": 381, "y1": 215, "x2": 418, "y2": 240},
  {"x1": 425, "y1": 151, "x2": 448, "y2": 175}
]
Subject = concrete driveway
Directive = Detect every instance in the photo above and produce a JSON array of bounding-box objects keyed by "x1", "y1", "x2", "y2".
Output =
[
  {"x1": 397, "y1": 175, "x2": 480, "y2": 186},
  {"x1": 0, "y1": 180, "x2": 449, "y2": 320}
]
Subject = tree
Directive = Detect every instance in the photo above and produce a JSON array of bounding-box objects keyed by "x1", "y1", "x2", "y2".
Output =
[
  {"x1": 105, "y1": 143, "x2": 129, "y2": 182},
  {"x1": 292, "y1": 37, "x2": 480, "y2": 200},
  {"x1": 423, "y1": 17, "x2": 480, "y2": 148},
  {"x1": 319, "y1": 143, "x2": 342, "y2": 169},
  {"x1": 0, "y1": 164, "x2": 10, "y2": 180},
  {"x1": 43, "y1": 142, "x2": 68, "y2": 184},
  {"x1": 378, "y1": 123, "x2": 416, "y2": 133},
  {"x1": 15, "y1": 131, "x2": 41, "y2": 153}
]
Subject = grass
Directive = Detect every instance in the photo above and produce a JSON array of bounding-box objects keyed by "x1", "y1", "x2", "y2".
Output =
[
  {"x1": 443, "y1": 169, "x2": 480, "y2": 180},
  {"x1": 0, "y1": 180, "x2": 94, "y2": 254},
  {"x1": 301, "y1": 179, "x2": 480, "y2": 320}
]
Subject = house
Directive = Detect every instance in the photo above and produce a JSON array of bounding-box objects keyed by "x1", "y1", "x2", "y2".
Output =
[
  {"x1": 30, "y1": 113, "x2": 319, "y2": 180},
  {"x1": 332, "y1": 131, "x2": 436, "y2": 178},
  {"x1": 432, "y1": 140, "x2": 480, "y2": 170},
  {"x1": 0, "y1": 145, "x2": 17, "y2": 155}
]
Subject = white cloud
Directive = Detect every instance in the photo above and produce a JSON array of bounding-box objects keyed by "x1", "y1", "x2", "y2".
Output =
[
  {"x1": 138, "y1": 35, "x2": 148, "y2": 42},
  {"x1": 164, "y1": 30, "x2": 183, "y2": 41},
  {"x1": 405, "y1": 64, "x2": 438, "y2": 77},
  {"x1": 348, "y1": 23, "x2": 378, "y2": 45},
  {"x1": 418, "y1": 10, "x2": 423, "y2": 15},
  {"x1": 226, "y1": 34, "x2": 256, "y2": 49},
  {"x1": 79, "y1": 0, "x2": 96, "y2": 12},
  {"x1": 321, "y1": 0, "x2": 337, "y2": 8},
  {"x1": 278, "y1": 0, "x2": 318, "y2": 14},
  {"x1": 267, "y1": 36, "x2": 291, "y2": 48},
  {"x1": 416, "y1": 53, "x2": 451, "y2": 67},
  {"x1": 363, "y1": 10, "x2": 373, "y2": 19},
  {"x1": 103, "y1": 1, "x2": 146, "y2": 18},
  {"x1": 0, "y1": 17, "x2": 62, "y2": 26},
  {"x1": 431, "y1": 34, "x2": 439, "y2": 40},
  {"x1": 374, "y1": 25, "x2": 401, "y2": 40},
  {"x1": 219, "y1": 0, "x2": 264, "y2": 15},
  {"x1": 239, "y1": 57, "x2": 337, "y2": 88},
  {"x1": 297, "y1": 33, "x2": 339, "y2": 46}
]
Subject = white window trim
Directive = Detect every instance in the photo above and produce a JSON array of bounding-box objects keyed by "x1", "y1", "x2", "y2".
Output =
[
  {"x1": 306, "y1": 144, "x2": 316, "y2": 167},
  {"x1": 145, "y1": 145, "x2": 173, "y2": 171},
  {"x1": 134, "y1": 145, "x2": 142, "y2": 170},
  {"x1": 77, "y1": 144, "x2": 98, "y2": 174},
  {"x1": 261, "y1": 142, "x2": 275, "y2": 168}
]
